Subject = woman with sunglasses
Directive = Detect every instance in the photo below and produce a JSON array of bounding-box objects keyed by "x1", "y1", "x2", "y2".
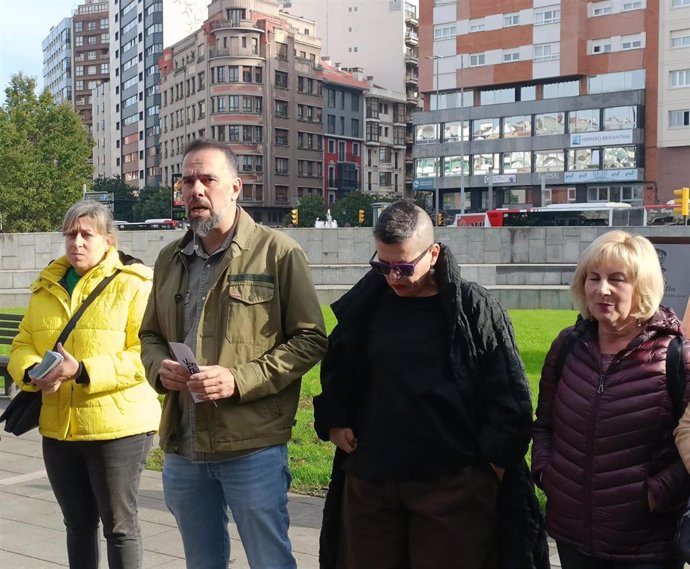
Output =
[{"x1": 314, "y1": 201, "x2": 547, "y2": 569}]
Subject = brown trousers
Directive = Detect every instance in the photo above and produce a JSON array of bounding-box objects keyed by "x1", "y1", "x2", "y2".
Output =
[{"x1": 338, "y1": 464, "x2": 500, "y2": 569}]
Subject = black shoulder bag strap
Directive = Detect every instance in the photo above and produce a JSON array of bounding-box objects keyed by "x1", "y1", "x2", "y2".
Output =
[
  {"x1": 53, "y1": 270, "x2": 121, "y2": 349},
  {"x1": 667, "y1": 336, "x2": 687, "y2": 423}
]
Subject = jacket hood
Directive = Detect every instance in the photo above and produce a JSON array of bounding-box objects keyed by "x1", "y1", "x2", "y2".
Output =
[{"x1": 645, "y1": 304, "x2": 685, "y2": 336}]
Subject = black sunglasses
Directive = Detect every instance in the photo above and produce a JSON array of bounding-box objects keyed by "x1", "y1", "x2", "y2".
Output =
[{"x1": 369, "y1": 245, "x2": 433, "y2": 277}]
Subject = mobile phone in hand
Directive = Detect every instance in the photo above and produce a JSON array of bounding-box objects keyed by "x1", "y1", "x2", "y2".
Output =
[{"x1": 28, "y1": 350, "x2": 64, "y2": 380}]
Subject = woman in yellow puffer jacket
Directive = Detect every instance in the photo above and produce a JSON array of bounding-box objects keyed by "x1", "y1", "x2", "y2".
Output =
[{"x1": 8, "y1": 201, "x2": 161, "y2": 569}]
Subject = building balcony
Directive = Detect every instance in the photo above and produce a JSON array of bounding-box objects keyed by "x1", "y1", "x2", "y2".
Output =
[
  {"x1": 365, "y1": 111, "x2": 380, "y2": 121},
  {"x1": 406, "y1": 92, "x2": 419, "y2": 105},
  {"x1": 405, "y1": 51, "x2": 418, "y2": 65},
  {"x1": 208, "y1": 46, "x2": 264, "y2": 59},
  {"x1": 405, "y1": 74, "x2": 418, "y2": 86},
  {"x1": 209, "y1": 19, "x2": 264, "y2": 34},
  {"x1": 404, "y1": 12, "x2": 419, "y2": 27},
  {"x1": 405, "y1": 33, "x2": 418, "y2": 47}
]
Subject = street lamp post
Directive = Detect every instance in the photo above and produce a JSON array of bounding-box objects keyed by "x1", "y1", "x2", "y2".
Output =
[
  {"x1": 459, "y1": 54, "x2": 465, "y2": 214},
  {"x1": 426, "y1": 55, "x2": 441, "y2": 225}
]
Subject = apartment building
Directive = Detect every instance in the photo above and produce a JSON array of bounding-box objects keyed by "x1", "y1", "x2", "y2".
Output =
[
  {"x1": 42, "y1": 18, "x2": 73, "y2": 105},
  {"x1": 657, "y1": 0, "x2": 690, "y2": 195},
  {"x1": 362, "y1": 83, "x2": 408, "y2": 196},
  {"x1": 321, "y1": 61, "x2": 366, "y2": 204},
  {"x1": 281, "y1": 0, "x2": 421, "y2": 195},
  {"x1": 416, "y1": 0, "x2": 680, "y2": 214},
  {"x1": 158, "y1": 0, "x2": 324, "y2": 224},
  {"x1": 73, "y1": 1, "x2": 110, "y2": 138}
]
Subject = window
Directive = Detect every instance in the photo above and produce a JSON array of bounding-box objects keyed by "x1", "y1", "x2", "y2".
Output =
[
  {"x1": 503, "y1": 116, "x2": 531, "y2": 137},
  {"x1": 101, "y1": 63, "x2": 109, "y2": 74},
  {"x1": 328, "y1": 139, "x2": 335, "y2": 154},
  {"x1": 275, "y1": 186, "x2": 288, "y2": 204},
  {"x1": 569, "y1": 109, "x2": 600, "y2": 133},
  {"x1": 229, "y1": 66, "x2": 239, "y2": 82},
  {"x1": 228, "y1": 96, "x2": 239, "y2": 112},
  {"x1": 605, "y1": 107, "x2": 637, "y2": 131},
  {"x1": 588, "y1": 70, "x2": 645, "y2": 93},
  {"x1": 275, "y1": 100, "x2": 288, "y2": 118},
  {"x1": 75, "y1": 21, "x2": 83, "y2": 32},
  {"x1": 75, "y1": 80, "x2": 84, "y2": 91},
  {"x1": 433, "y1": 25, "x2": 456, "y2": 41},
  {"x1": 534, "y1": 43, "x2": 559, "y2": 62},
  {"x1": 277, "y1": 42, "x2": 288, "y2": 60},
  {"x1": 672, "y1": 0, "x2": 690, "y2": 6},
  {"x1": 75, "y1": 36, "x2": 84, "y2": 47},
  {"x1": 622, "y1": 1, "x2": 643, "y2": 10},
  {"x1": 87, "y1": 21, "x2": 96, "y2": 31},
  {"x1": 87, "y1": 36, "x2": 96, "y2": 45},
  {"x1": 603, "y1": 147, "x2": 636, "y2": 169},
  {"x1": 469, "y1": 19, "x2": 485, "y2": 33},
  {"x1": 592, "y1": 40, "x2": 612, "y2": 54},
  {"x1": 568, "y1": 149, "x2": 601, "y2": 171},
  {"x1": 671, "y1": 30, "x2": 690, "y2": 49},
  {"x1": 243, "y1": 97, "x2": 253, "y2": 112},
  {"x1": 327, "y1": 114, "x2": 336, "y2": 133},
  {"x1": 535, "y1": 112, "x2": 565, "y2": 135},
  {"x1": 504, "y1": 13, "x2": 519, "y2": 27},
  {"x1": 275, "y1": 71, "x2": 288, "y2": 89},
  {"x1": 469, "y1": 53, "x2": 485, "y2": 67},
  {"x1": 275, "y1": 159, "x2": 288, "y2": 175},
  {"x1": 593, "y1": 3, "x2": 612, "y2": 16},
  {"x1": 671, "y1": 69, "x2": 690, "y2": 87},
  {"x1": 503, "y1": 50, "x2": 520, "y2": 62},
  {"x1": 669, "y1": 110, "x2": 690, "y2": 127},
  {"x1": 535, "y1": 7, "x2": 560, "y2": 25},
  {"x1": 621, "y1": 34, "x2": 643, "y2": 50},
  {"x1": 352, "y1": 118, "x2": 360, "y2": 138},
  {"x1": 501, "y1": 152, "x2": 531, "y2": 174},
  {"x1": 472, "y1": 119, "x2": 500, "y2": 140},
  {"x1": 534, "y1": 151, "x2": 565, "y2": 172}
]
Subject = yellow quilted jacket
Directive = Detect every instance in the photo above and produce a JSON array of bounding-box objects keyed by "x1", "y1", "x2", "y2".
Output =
[{"x1": 8, "y1": 247, "x2": 161, "y2": 441}]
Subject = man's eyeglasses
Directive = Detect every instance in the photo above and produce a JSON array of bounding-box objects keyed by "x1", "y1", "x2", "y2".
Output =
[{"x1": 369, "y1": 245, "x2": 433, "y2": 277}]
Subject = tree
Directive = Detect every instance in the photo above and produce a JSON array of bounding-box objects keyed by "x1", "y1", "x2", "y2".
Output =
[
  {"x1": 330, "y1": 191, "x2": 377, "y2": 227},
  {"x1": 92, "y1": 176, "x2": 137, "y2": 222},
  {"x1": 0, "y1": 73, "x2": 93, "y2": 232},
  {"x1": 295, "y1": 194, "x2": 327, "y2": 227},
  {"x1": 133, "y1": 186, "x2": 172, "y2": 221}
]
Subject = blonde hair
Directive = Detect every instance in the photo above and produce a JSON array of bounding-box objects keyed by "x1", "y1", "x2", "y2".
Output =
[
  {"x1": 570, "y1": 230, "x2": 664, "y2": 321},
  {"x1": 62, "y1": 201, "x2": 118, "y2": 248}
]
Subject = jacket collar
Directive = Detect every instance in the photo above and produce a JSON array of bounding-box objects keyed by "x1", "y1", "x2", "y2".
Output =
[{"x1": 174, "y1": 206, "x2": 255, "y2": 257}]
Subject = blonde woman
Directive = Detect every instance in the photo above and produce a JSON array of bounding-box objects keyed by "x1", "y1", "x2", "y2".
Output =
[
  {"x1": 533, "y1": 230, "x2": 690, "y2": 569},
  {"x1": 8, "y1": 202, "x2": 161, "y2": 569}
]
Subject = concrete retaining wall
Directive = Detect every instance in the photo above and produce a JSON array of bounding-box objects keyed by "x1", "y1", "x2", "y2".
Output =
[{"x1": 2, "y1": 225, "x2": 688, "y2": 309}]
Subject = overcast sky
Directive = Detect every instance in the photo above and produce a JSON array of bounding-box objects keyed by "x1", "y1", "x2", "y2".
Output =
[{"x1": 0, "y1": 0, "x2": 79, "y2": 104}]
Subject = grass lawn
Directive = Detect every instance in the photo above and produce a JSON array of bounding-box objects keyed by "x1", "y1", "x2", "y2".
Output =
[{"x1": 2, "y1": 305, "x2": 576, "y2": 498}]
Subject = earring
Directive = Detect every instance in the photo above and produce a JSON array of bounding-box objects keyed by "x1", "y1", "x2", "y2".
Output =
[{"x1": 429, "y1": 266, "x2": 436, "y2": 277}]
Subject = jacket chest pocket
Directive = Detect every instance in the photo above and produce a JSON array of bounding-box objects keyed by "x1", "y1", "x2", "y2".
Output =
[{"x1": 224, "y1": 280, "x2": 277, "y2": 345}]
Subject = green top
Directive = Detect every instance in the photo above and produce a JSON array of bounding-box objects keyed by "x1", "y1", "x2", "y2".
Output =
[{"x1": 65, "y1": 267, "x2": 81, "y2": 296}]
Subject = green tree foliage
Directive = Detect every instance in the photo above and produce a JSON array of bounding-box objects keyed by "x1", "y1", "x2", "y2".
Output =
[
  {"x1": 133, "y1": 186, "x2": 172, "y2": 221},
  {"x1": 0, "y1": 73, "x2": 93, "y2": 232},
  {"x1": 296, "y1": 194, "x2": 327, "y2": 227},
  {"x1": 92, "y1": 176, "x2": 137, "y2": 222},
  {"x1": 330, "y1": 191, "x2": 378, "y2": 227}
]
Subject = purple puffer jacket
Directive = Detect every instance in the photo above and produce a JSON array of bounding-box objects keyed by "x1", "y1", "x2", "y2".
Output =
[{"x1": 532, "y1": 307, "x2": 690, "y2": 561}]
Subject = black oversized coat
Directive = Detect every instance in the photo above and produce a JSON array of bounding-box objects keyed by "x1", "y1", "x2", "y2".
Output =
[{"x1": 314, "y1": 244, "x2": 550, "y2": 569}]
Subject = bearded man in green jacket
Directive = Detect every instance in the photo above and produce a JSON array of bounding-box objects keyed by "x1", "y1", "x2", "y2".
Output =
[{"x1": 140, "y1": 139, "x2": 327, "y2": 569}]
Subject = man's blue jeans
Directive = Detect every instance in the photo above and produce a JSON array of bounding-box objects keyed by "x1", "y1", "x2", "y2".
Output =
[{"x1": 163, "y1": 444, "x2": 296, "y2": 569}]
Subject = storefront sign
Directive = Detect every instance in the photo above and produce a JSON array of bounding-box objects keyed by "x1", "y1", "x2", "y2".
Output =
[
  {"x1": 563, "y1": 169, "x2": 641, "y2": 183},
  {"x1": 413, "y1": 178, "x2": 435, "y2": 191},
  {"x1": 483, "y1": 174, "x2": 517, "y2": 184},
  {"x1": 570, "y1": 130, "x2": 633, "y2": 147}
]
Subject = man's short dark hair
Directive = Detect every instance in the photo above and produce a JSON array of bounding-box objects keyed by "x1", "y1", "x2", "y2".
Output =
[
  {"x1": 373, "y1": 200, "x2": 421, "y2": 244},
  {"x1": 182, "y1": 139, "x2": 239, "y2": 176}
]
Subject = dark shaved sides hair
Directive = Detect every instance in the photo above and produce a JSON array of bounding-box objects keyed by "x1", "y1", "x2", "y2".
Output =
[
  {"x1": 182, "y1": 139, "x2": 239, "y2": 176},
  {"x1": 373, "y1": 200, "x2": 421, "y2": 244}
]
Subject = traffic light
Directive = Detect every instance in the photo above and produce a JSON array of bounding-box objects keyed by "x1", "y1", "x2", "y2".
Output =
[
  {"x1": 358, "y1": 209, "x2": 365, "y2": 225},
  {"x1": 437, "y1": 212, "x2": 444, "y2": 226},
  {"x1": 290, "y1": 208, "x2": 299, "y2": 225},
  {"x1": 673, "y1": 187, "x2": 689, "y2": 217}
]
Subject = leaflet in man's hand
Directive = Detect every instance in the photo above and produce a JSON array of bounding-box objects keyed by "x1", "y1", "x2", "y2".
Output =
[
  {"x1": 29, "y1": 350, "x2": 64, "y2": 380},
  {"x1": 168, "y1": 342, "x2": 204, "y2": 403}
]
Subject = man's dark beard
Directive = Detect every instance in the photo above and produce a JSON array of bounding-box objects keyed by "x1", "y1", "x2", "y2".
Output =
[{"x1": 189, "y1": 211, "x2": 222, "y2": 237}]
